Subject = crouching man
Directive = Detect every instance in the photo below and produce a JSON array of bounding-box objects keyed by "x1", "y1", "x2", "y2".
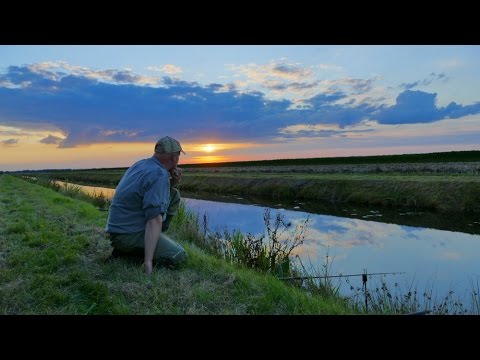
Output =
[{"x1": 106, "y1": 136, "x2": 188, "y2": 274}]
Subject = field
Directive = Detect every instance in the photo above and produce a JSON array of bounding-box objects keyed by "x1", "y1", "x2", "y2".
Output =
[{"x1": 12, "y1": 150, "x2": 480, "y2": 213}]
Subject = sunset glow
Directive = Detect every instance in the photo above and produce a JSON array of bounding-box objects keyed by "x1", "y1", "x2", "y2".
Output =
[
  {"x1": 1, "y1": 45, "x2": 479, "y2": 171},
  {"x1": 187, "y1": 155, "x2": 231, "y2": 164}
]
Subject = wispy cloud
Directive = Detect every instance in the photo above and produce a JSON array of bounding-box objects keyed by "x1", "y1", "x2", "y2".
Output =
[
  {"x1": 228, "y1": 61, "x2": 317, "y2": 99},
  {"x1": 1, "y1": 138, "x2": 19, "y2": 146},
  {"x1": 1, "y1": 62, "x2": 160, "y2": 89},
  {"x1": 39, "y1": 134, "x2": 64, "y2": 144},
  {"x1": 439, "y1": 59, "x2": 463, "y2": 69},
  {"x1": 400, "y1": 72, "x2": 450, "y2": 90},
  {"x1": 147, "y1": 64, "x2": 183, "y2": 75}
]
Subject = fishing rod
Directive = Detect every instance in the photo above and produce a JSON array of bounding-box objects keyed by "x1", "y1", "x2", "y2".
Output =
[{"x1": 278, "y1": 271, "x2": 404, "y2": 281}]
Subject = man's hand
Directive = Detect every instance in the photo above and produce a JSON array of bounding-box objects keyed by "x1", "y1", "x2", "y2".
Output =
[
  {"x1": 170, "y1": 167, "x2": 183, "y2": 187},
  {"x1": 144, "y1": 260, "x2": 153, "y2": 275}
]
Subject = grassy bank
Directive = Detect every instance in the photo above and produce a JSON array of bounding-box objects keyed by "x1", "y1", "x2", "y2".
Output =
[
  {"x1": 0, "y1": 175, "x2": 352, "y2": 315},
  {"x1": 179, "y1": 173, "x2": 480, "y2": 212}
]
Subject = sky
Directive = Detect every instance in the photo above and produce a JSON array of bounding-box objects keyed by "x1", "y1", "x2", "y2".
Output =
[{"x1": 0, "y1": 45, "x2": 479, "y2": 171}]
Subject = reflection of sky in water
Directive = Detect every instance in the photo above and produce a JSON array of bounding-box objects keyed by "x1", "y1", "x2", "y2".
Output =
[{"x1": 184, "y1": 198, "x2": 480, "y2": 304}]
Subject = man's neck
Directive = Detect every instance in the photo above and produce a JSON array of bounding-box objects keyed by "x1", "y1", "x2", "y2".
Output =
[{"x1": 153, "y1": 153, "x2": 172, "y2": 171}]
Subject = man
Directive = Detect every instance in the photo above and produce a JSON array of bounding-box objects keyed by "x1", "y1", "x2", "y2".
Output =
[{"x1": 106, "y1": 136, "x2": 188, "y2": 274}]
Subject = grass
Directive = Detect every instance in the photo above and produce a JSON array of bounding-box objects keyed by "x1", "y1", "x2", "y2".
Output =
[{"x1": 0, "y1": 175, "x2": 352, "y2": 315}]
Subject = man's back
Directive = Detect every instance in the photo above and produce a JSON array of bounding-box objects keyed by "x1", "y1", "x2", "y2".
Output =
[{"x1": 106, "y1": 157, "x2": 170, "y2": 234}]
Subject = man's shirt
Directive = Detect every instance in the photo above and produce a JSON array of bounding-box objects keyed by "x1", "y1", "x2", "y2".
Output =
[{"x1": 106, "y1": 156, "x2": 170, "y2": 233}]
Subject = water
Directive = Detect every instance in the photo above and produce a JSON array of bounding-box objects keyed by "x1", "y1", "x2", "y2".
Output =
[
  {"x1": 183, "y1": 196, "x2": 480, "y2": 310},
  {"x1": 59, "y1": 181, "x2": 480, "y2": 311}
]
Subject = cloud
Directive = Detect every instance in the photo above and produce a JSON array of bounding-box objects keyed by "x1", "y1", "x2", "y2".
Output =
[
  {"x1": 0, "y1": 126, "x2": 32, "y2": 136},
  {"x1": 0, "y1": 63, "x2": 479, "y2": 148},
  {"x1": 279, "y1": 121, "x2": 375, "y2": 138},
  {"x1": 375, "y1": 90, "x2": 480, "y2": 124},
  {"x1": 1, "y1": 138, "x2": 18, "y2": 146},
  {"x1": 148, "y1": 64, "x2": 183, "y2": 75},
  {"x1": 439, "y1": 59, "x2": 463, "y2": 69},
  {"x1": 271, "y1": 64, "x2": 312, "y2": 79},
  {"x1": 39, "y1": 134, "x2": 64, "y2": 144},
  {"x1": 228, "y1": 61, "x2": 315, "y2": 96},
  {"x1": 1, "y1": 62, "x2": 159, "y2": 89},
  {"x1": 400, "y1": 72, "x2": 450, "y2": 90}
]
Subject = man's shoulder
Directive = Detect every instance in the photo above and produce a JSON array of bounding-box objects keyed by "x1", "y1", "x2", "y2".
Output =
[
  {"x1": 126, "y1": 158, "x2": 147, "y2": 172},
  {"x1": 126, "y1": 157, "x2": 168, "y2": 182},
  {"x1": 143, "y1": 158, "x2": 169, "y2": 178}
]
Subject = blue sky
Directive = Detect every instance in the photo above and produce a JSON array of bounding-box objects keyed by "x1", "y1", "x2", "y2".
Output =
[{"x1": 0, "y1": 45, "x2": 479, "y2": 171}]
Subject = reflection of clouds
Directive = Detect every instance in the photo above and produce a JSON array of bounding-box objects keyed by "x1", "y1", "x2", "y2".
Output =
[
  {"x1": 407, "y1": 227, "x2": 472, "y2": 249},
  {"x1": 291, "y1": 242, "x2": 320, "y2": 257},
  {"x1": 304, "y1": 216, "x2": 404, "y2": 249},
  {"x1": 438, "y1": 251, "x2": 462, "y2": 260},
  {"x1": 180, "y1": 197, "x2": 480, "y2": 304}
]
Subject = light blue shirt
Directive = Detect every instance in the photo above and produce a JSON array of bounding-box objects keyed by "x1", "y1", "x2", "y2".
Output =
[{"x1": 106, "y1": 156, "x2": 170, "y2": 233}]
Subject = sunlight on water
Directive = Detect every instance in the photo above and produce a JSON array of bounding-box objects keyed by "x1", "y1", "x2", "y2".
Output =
[{"x1": 55, "y1": 181, "x2": 116, "y2": 199}]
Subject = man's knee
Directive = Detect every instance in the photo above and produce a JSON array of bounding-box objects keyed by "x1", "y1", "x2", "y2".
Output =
[
  {"x1": 156, "y1": 248, "x2": 188, "y2": 269},
  {"x1": 174, "y1": 248, "x2": 188, "y2": 264},
  {"x1": 154, "y1": 233, "x2": 187, "y2": 267}
]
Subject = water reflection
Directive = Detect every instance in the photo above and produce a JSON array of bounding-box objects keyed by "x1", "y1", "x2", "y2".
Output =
[
  {"x1": 55, "y1": 180, "x2": 116, "y2": 199},
  {"x1": 183, "y1": 197, "x2": 480, "y2": 306},
  {"x1": 182, "y1": 190, "x2": 480, "y2": 236}
]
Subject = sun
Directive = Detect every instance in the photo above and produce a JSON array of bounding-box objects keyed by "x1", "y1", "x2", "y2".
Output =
[{"x1": 202, "y1": 144, "x2": 216, "y2": 153}]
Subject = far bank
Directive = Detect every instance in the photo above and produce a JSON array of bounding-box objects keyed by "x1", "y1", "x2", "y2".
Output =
[{"x1": 179, "y1": 173, "x2": 480, "y2": 213}]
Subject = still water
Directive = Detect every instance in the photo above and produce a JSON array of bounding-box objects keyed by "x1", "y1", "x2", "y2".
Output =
[
  {"x1": 182, "y1": 195, "x2": 480, "y2": 306},
  {"x1": 60, "y1": 181, "x2": 480, "y2": 307}
]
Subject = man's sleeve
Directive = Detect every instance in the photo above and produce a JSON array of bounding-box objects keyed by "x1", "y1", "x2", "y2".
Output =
[{"x1": 142, "y1": 170, "x2": 170, "y2": 221}]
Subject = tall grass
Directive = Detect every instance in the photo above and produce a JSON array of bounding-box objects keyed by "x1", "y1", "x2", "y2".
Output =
[
  {"x1": 343, "y1": 276, "x2": 478, "y2": 315},
  {"x1": 178, "y1": 207, "x2": 309, "y2": 277},
  {"x1": 289, "y1": 249, "x2": 342, "y2": 300}
]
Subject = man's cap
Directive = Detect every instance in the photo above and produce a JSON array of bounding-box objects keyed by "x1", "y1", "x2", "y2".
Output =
[{"x1": 154, "y1": 136, "x2": 186, "y2": 155}]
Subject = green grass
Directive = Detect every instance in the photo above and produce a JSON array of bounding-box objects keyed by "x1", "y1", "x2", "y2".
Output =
[{"x1": 0, "y1": 175, "x2": 352, "y2": 315}]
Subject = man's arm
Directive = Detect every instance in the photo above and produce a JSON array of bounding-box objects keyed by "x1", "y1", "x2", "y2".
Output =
[
  {"x1": 170, "y1": 167, "x2": 183, "y2": 188},
  {"x1": 144, "y1": 214, "x2": 163, "y2": 274}
]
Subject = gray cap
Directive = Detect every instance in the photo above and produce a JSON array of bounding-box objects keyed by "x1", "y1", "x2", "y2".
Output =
[{"x1": 154, "y1": 136, "x2": 186, "y2": 155}]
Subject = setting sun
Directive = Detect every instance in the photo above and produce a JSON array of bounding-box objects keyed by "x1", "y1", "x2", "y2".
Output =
[{"x1": 202, "y1": 144, "x2": 216, "y2": 153}]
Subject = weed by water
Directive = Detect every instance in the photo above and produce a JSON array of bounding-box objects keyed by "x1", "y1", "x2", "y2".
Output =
[
  {"x1": 188, "y1": 208, "x2": 309, "y2": 277},
  {"x1": 290, "y1": 249, "x2": 342, "y2": 300}
]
